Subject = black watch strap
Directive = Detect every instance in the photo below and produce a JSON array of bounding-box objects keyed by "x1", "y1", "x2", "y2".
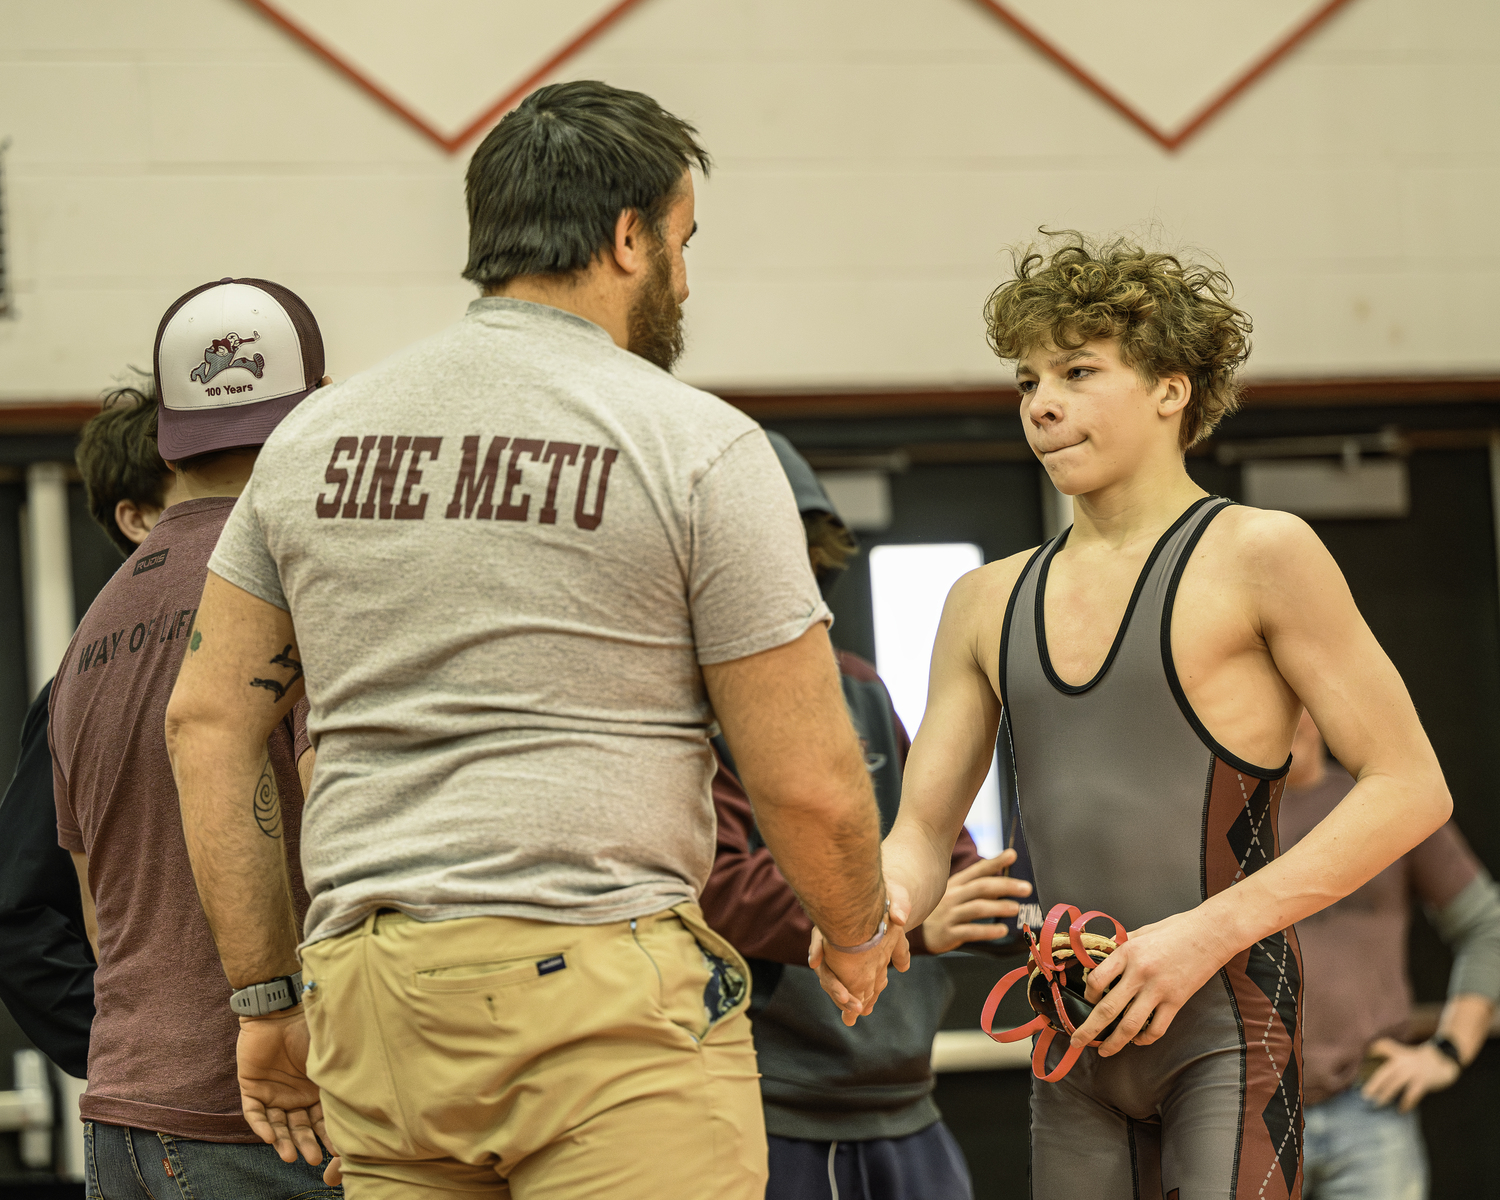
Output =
[{"x1": 1429, "y1": 1034, "x2": 1464, "y2": 1069}]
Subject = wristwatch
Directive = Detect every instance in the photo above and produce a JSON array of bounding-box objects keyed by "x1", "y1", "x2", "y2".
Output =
[
  {"x1": 229, "y1": 972, "x2": 304, "y2": 1017},
  {"x1": 1429, "y1": 1034, "x2": 1464, "y2": 1071}
]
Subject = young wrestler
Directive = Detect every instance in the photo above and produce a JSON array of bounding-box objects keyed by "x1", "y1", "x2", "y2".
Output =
[{"x1": 827, "y1": 234, "x2": 1453, "y2": 1199}]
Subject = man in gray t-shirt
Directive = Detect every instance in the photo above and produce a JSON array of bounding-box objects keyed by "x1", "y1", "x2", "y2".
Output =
[{"x1": 167, "y1": 82, "x2": 904, "y2": 1199}]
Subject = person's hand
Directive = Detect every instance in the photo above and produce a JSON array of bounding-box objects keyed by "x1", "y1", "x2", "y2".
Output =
[
  {"x1": 323, "y1": 1155, "x2": 343, "y2": 1187},
  {"x1": 919, "y1": 850, "x2": 1032, "y2": 954},
  {"x1": 1069, "y1": 907, "x2": 1233, "y2": 1056},
  {"x1": 1362, "y1": 1038, "x2": 1461, "y2": 1112},
  {"x1": 237, "y1": 1008, "x2": 328, "y2": 1165},
  {"x1": 807, "y1": 880, "x2": 913, "y2": 1025}
]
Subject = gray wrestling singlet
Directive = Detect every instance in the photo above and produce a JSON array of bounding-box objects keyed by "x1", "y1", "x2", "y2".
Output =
[{"x1": 1000, "y1": 497, "x2": 1303, "y2": 1200}]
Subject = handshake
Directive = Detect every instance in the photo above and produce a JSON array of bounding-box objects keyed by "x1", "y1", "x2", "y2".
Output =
[{"x1": 807, "y1": 850, "x2": 1032, "y2": 1025}]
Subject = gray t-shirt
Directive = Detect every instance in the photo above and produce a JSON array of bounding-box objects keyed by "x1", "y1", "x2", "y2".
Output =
[{"x1": 210, "y1": 298, "x2": 829, "y2": 946}]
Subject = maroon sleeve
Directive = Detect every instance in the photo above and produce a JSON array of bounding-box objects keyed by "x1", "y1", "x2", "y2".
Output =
[
  {"x1": 698, "y1": 751, "x2": 817, "y2": 965},
  {"x1": 47, "y1": 680, "x2": 84, "y2": 854},
  {"x1": 1407, "y1": 820, "x2": 1483, "y2": 911},
  {"x1": 292, "y1": 696, "x2": 311, "y2": 763}
]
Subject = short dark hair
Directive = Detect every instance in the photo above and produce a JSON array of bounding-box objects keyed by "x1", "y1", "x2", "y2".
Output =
[
  {"x1": 76, "y1": 380, "x2": 171, "y2": 556},
  {"x1": 463, "y1": 81, "x2": 711, "y2": 290}
]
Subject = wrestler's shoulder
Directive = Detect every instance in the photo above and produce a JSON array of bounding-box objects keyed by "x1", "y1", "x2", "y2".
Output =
[
  {"x1": 1199, "y1": 502, "x2": 1329, "y2": 579},
  {"x1": 944, "y1": 546, "x2": 1042, "y2": 622}
]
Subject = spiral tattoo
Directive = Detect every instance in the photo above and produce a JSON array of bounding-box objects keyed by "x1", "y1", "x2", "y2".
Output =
[{"x1": 253, "y1": 755, "x2": 282, "y2": 839}]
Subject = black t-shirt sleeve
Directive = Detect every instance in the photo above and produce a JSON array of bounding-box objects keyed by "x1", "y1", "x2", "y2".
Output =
[{"x1": 0, "y1": 679, "x2": 95, "y2": 1077}]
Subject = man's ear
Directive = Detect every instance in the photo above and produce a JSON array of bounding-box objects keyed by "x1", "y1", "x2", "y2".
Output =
[
  {"x1": 609, "y1": 207, "x2": 651, "y2": 278},
  {"x1": 114, "y1": 499, "x2": 162, "y2": 547}
]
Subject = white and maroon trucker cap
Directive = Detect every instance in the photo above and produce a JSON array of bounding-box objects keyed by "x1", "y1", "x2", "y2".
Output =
[{"x1": 153, "y1": 277, "x2": 324, "y2": 460}]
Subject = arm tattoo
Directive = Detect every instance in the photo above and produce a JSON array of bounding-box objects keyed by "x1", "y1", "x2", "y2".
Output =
[
  {"x1": 249, "y1": 644, "x2": 305, "y2": 703},
  {"x1": 252, "y1": 754, "x2": 282, "y2": 839}
]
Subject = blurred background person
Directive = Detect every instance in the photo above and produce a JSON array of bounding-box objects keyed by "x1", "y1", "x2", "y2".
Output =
[
  {"x1": 701, "y1": 433, "x2": 1032, "y2": 1200},
  {"x1": 0, "y1": 376, "x2": 177, "y2": 1079},
  {"x1": 1283, "y1": 709, "x2": 1500, "y2": 1200}
]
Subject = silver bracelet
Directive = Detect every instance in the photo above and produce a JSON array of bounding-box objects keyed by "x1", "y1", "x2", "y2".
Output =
[{"x1": 824, "y1": 897, "x2": 891, "y2": 955}]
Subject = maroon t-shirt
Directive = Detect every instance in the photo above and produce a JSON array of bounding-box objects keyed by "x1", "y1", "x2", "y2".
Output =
[
  {"x1": 1281, "y1": 762, "x2": 1481, "y2": 1106},
  {"x1": 50, "y1": 496, "x2": 309, "y2": 1142}
]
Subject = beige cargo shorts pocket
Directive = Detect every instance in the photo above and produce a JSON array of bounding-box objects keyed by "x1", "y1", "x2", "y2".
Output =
[{"x1": 407, "y1": 947, "x2": 576, "y2": 1042}]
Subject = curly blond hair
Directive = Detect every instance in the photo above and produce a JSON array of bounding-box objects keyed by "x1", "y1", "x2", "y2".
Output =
[{"x1": 984, "y1": 232, "x2": 1253, "y2": 448}]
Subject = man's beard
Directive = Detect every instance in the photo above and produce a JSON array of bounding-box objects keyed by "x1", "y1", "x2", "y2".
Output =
[{"x1": 626, "y1": 241, "x2": 685, "y2": 372}]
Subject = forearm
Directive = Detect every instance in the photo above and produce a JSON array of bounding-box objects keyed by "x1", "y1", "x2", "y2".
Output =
[
  {"x1": 1204, "y1": 766, "x2": 1450, "y2": 956},
  {"x1": 170, "y1": 720, "x2": 299, "y2": 985},
  {"x1": 753, "y1": 773, "x2": 885, "y2": 946}
]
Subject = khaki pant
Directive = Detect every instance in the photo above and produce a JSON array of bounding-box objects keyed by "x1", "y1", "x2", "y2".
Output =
[{"x1": 301, "y1": 903, "x2": 767, "y2": 1199}]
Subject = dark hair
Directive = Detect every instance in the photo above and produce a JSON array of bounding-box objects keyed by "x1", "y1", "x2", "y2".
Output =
[
  {"x1": 985, "y1": 231, "x2": 1253, "y2": 448},
  {"x1": 75, "y1": 379, "x2": 170, "y2": 556},
  {"x1": 463, "y1": 81, "x2": 711, "y2": 290}
]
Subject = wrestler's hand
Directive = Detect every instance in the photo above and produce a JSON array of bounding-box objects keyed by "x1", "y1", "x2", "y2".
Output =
[
  {"x1": 919, "y1": 850, "x2": 1032, "y2": 954},
  {"x1": 237, "y1": 1008, "x2": 329, "y2": 1166},
  {"x1": 808, "y1": 883, "x2": 912, "y2": 1025},
  {"x1": 1362, "y1": 1038, "x2": 1460, "y2": 1112},
  {"x1": 1071, "y1": 907, "x2": 1233, "y2": 1056}
]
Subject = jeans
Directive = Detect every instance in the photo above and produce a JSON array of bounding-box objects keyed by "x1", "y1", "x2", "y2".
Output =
[
  {"x1": 766, "y1": 1122, "x2": 974, "y2": 1200},
  {"x1": 85, "y1": 1120, "x2": 339, "y2": 1200},
  {"x1": 1302, "y1": 1087, "x2": 1427, "y2": 1200}
]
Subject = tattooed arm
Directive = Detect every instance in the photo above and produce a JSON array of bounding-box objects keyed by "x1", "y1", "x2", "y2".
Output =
[
  {"x1": 166, "y1": 571, "x2": 325, "y2": 1166},
  {"x1": 167, "y1": 571, "x2": 304, "y2": 984}
]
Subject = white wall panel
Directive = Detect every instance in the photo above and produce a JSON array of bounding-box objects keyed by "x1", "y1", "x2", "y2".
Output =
[{"x1": 1, "y1": 0, "x2": 1497, "y2": 398}]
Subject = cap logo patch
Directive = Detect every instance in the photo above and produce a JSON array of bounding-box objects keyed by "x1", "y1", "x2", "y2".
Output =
[{"x1": 189, "y1": 331, "x2": 265, "y2": 385}]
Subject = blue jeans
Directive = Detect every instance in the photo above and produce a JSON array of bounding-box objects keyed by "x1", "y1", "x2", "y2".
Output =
[
  {"x1": 766, "y1": 1122, "x2": 973, "y2": 1200},
  {"x1": 1303, "y1": 1087, "x2": 1427, "y2": 1200},
  {"x1": 85, "y1": 1120, "x2": 339, "y2": 1200}
]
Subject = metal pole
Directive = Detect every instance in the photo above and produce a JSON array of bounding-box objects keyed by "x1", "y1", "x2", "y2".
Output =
[{"x1": 24, "y1": 462, "x2": 75, "y2": 695}]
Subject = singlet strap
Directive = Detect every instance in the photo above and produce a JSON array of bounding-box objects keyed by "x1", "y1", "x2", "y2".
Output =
[
  {"x1": 1158, "y1": 499, "x2": 1291, "y2": 780},
  {"x1": 998, "y1": 539, "x2": 1053, "y2": 714}
]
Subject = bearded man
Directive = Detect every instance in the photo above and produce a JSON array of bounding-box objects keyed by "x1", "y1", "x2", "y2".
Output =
[{"x1": 166, "y1": 81, "x2": 897, "y2": 1200}]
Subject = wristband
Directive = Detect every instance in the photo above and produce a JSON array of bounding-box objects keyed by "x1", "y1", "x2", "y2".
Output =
[
  {"x1": 824, "y1": 898, "x2": 891, "y2": 955},
  {"x1": 229, "y1": 972, "x2": 303, "y2": 1017},
  {"x1": 1429, "y1": 1034, "x2": 1464, "y2": 1070}
]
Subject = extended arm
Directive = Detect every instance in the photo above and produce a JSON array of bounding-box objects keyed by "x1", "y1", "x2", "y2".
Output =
[
  {"x1": 699, "y1": 749, "x2": 1002, "y2": 962},
  {"x1": 702, "y1": 623, "x2": 903, "y2": 1020},
  {"x1": 165, "y1": 570, "x2": 323, "y2": 1164},
  {"x1": 882, "y1": 566, "x2": 1009, "y2": 931}
]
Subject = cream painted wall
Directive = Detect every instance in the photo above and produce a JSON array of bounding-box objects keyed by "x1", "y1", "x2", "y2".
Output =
[{"x1": 1, "y1": 0, "x2": 1496, "y2": 399}]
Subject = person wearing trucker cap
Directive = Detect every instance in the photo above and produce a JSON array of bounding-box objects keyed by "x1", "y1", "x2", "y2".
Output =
[{"x1": 48, "y1": 277, "x2": 336, "y2": 1200}]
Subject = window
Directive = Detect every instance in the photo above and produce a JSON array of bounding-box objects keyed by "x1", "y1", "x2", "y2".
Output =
[{"x1": 868, "y1": 543, "x2": 1000, "y2": 857}]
